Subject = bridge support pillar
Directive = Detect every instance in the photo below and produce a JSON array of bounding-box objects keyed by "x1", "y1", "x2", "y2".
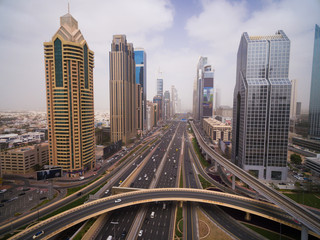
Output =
[
  {"x1": 245, "y1": 212, "x2": 251, "y2": 221},
  {"x1": 301, "y1": 225, "x2": 308, "y2": 240},
  {"x1": 232, "y1": 175, "x2": 235, "y2": 190},
  {"x1": 179, "y1": 201, "x2": 183, "y2": 208},
  {"x1": 214, "y1": 160, "x2": 218, "y2": 172}
]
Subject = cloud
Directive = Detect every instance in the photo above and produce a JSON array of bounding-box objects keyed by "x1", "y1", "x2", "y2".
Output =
[
  {"x1": 0, "y1": 0, "x2": 174, "y2": 111},
  {"x1": 185, "y1": 0, "x2": 320, "y2": 110}
]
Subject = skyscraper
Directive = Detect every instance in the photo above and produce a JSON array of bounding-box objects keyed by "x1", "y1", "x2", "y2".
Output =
[
  {"x1": 157, "y1": 78, "x2": 163, "y2": 97},
  {"x1": 134, "y1": 48, "x2": 147, "y2": 132},
  {"x1": 290, "y1": 79, "x2": 297, "y2": 120},
  {"x1": 171, "y1": 85, "x2": 178, "y2": 116},
  {"x1": 110, "y1": 35, "x2": 136, "y2": 144},
  {"x1": 163, "y1": 90, "x2": 171, "y2": 120},
  {"x1": 309, "y1": 24, "x2": 320, "y2": 139},
  {"x1": 44, "y1": 12, "x2": 95, "y2": 173},
  {"x1": 232, "y1": 30, "x2": 291, "y2": 181},
  {"x1": 193, "y1": 57, "x2": 214, "y2": 120}
]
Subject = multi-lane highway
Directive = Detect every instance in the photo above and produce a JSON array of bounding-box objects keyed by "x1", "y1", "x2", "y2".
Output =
[
  {"x1": 96, "y1": 121, "x2": 182, "y2": 240},
  {"x1": 190, "y1": 121, "x2": 320, "y2": 236},
  {"x1": 11, "y1": 187, "x2": 308, "y2": 240}
]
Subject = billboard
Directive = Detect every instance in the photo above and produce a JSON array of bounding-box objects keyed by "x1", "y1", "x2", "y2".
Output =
[
  {"x1": 37, "y1": 168, "x2": 62, "y2": 181},
  {"x1": 203, "y1": 86, "x2": 213, "y2": 117}
]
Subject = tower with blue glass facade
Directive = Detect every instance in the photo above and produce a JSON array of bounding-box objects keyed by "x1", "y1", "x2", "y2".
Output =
[
  {"x1": 134, "y1": 49, "x2": 147, "y2": 132},
  {"x1": 232, "y1": 30, "x2": 291, "y2": 181},
  {"x1": 309, "y1": 24, "x2": 320, "y2": 140},
  {"x1": 44, "y1": 12, "x2": 95, "y2": 173}
]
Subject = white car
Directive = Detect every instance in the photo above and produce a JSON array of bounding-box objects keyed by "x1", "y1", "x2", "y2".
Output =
[
  {"x1": 33, "y1": 231, "x2": 44, "y2": 239},
  {"x1": 105, "y1": 190, "x2": 109, "y2": 194},
  {"x1": 138, "y1": 230, "x2": 143, "y2": 237},
  {"x1": 115, "y1": 199, "x2": 121, "y2": 203}
]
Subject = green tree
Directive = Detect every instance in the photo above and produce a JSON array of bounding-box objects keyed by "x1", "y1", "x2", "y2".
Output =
[
  {"x1": 290, "y1": 153, "x2": 302, "y2": 165},
  {"x1": 32, "y1": 164, "x2": 41, "y2": 171}
]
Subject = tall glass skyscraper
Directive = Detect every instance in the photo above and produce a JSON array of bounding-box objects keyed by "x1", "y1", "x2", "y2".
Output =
[
  {"x1": 232, "y1": 30, "x2": 291, "y2": 181},
  {"x1": 134, "y1": 48, "x2": 147, "y2": 132},
  {"x1": 157, "y1": 78, "x2": 163, "y2": 97},
  {"x1": 44, "y1": 12, "x2": 95, "y2": 173},
  {"x1": 309, "y1": 24, "x2": 320, "y2": 139},
  {"x1": 192, "y1": 57, "x2": 214, "y2": 120}
]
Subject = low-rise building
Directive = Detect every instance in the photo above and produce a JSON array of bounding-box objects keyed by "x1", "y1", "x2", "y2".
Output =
[
  {"x1": 0, "y1": 143, "x2": 48, "y2": 174},
  {"x1": 305, "y1": 155, "x2": 320, "y2": 175},
  {"x1": 203, "y1": 118, "x2": 232, "y2": 143}
]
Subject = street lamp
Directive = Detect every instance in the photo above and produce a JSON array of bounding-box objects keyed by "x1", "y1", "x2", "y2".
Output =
[{"x1": 111, "y1": 221, "x2": 119, "y2": 239}]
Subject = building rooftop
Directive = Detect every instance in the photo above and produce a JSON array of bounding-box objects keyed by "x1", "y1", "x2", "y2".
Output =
[
  {"x1": 3, "y1": 143, "x2": 48, "y2": 154},
  {"x1": 204, "y1": 118, "x2": 231, "y2": 128}
]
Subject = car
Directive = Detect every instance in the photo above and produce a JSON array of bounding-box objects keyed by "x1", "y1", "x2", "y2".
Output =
[
  {"x1": 0, "y1": 189, "x2": 7, "y2": 194},
  {"x1": 1, "y1": 199, "x2": 8, "y2": 203},
  {"x1": 121, "y1": 230, "x2": 127, "y2": 239},
  {"x1": 138, "y1": 177, "x2": 142, "y2": 181},
  {"x1": 115, "y1": 199, "x2": 121, "y2": 203},
  {"x1": 145, "y1": 177, "x2": 148, "y2": 181},
  {"x1": 138, "y1": 230, "x2": 143, "y2": 237},
  {"x1": 33, "y1": 231, "x2": 44, "y2": 239},
  {"x1": 77, "y1": 192, "x2": 83, "y2": 196},
  {"x1": 8, "y1": 197, "x2": 18, "y2": 202},
  {"x1": 18, "y1": 192, "x2": 26, "y2": 196},
  {"x1": 105, "y1": 190, "x2": 109, "y2": 194},
  {"x1": 0, "y1": 203, "x2": 4, "y2": 207},
  {"x1": 79, "y1": 176, "x2": 85, "y2": 180},
  {"x1": 40, "y1": 197, "x2": 47, "y2": 200}
]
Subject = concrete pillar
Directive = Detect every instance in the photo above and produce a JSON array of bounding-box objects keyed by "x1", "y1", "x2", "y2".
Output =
[
  {"x1": 179, "y1": 201, "x2": 183, "y2": 208},
  {"x1": 245, "y1": 212, "x2": 251, "y2": 221},
  {"x1": 205, "y1": 154, "x2": 209, "y2": 161},
  {"x1": 214, "y1": 161, "x2": 218, "y2": 172},
  {"x1": 301, "y1": 225, "x2": 308, "y2": 240},
  {"x1": 232, "y1": 175, "x2": 235, "y2": 190}
]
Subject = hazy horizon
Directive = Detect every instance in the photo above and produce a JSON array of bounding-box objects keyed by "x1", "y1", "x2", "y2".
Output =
[{"x1": 0, "y1": 0, "x2": 319, "y2": 113}]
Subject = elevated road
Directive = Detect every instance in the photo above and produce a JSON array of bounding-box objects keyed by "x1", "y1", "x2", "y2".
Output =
[
  {"x1": 10, "y1": 188, "x2": 310, "y2": 240},
  {"x1": 190, "y1": 121, "x2": 320, "y2": 236}
]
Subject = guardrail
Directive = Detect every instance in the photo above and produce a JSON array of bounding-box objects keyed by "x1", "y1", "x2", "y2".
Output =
[{"x1": 190, "y1": 121, "x2": 320, "y2": 235}]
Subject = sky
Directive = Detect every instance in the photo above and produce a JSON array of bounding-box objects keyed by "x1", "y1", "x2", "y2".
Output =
[{"x1": 0, "y1": 0, "x2": 319, "y2": 113}]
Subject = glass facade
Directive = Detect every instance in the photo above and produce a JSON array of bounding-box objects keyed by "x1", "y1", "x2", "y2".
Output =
[
  {"x1": 134, "y1": 49, "x2": 147, "y2": 131},
  {"x1": 309, "y1": 24, "x2": 320, "y2": 139},
  {"x1": 54, "y1": 38, "x2": 63, "y2": 87},
  {"x1": 232, "y1": 30, "x2": 290, "y2": 181},
  {"x1": 157, "y1": 78, "x2": 163, "y2": 96}
]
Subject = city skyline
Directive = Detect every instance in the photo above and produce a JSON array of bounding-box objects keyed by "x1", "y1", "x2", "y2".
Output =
[{"x1": 0, "y1": 0, "x2": 319, "y2": 113}]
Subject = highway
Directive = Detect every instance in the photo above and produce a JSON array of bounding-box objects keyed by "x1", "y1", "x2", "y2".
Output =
[
  {"x1": 128, "y1": 121, "x2": 185, "y2": 240},
  {"x1": 183, "y1": 134, "x2": 266, "y2": 240},
  {"x1": 0, "y1": 130, "x2": 160, "y2": 237},
  {"x1": 10, "y1": 188, "x2": 305, "y2": 240},
  {"x1": 190, "y1": 121, "x2": 320, "y2": 235},
  {"x1": 96, "y1": 121, "x2": 181, "y2": 239}
]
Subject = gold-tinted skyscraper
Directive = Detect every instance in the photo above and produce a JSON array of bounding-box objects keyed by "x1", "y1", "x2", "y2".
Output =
[
  {"x1": 44, "y1": 13, "x2": 95, "y2": 173},
  {"x1": 110, "y1": 35, "x2": 136, "y2": 144}
]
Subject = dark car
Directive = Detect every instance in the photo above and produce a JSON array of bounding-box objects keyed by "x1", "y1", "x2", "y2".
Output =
[
  {"x1": 121, "y1": 230, "x2": 127, "y2": 239},
  {"x1": 40, "y1": 197, "x2": 47, "y2": 200},
  {"x1": 18, "y1": 192, "x2": 26, "y2": 196},
  {"x1": 0, "y1": 203, "x2": 4, "y2": 207},
  {"x1": 76, "y1": 192, "x2": 83, "y2": 197}
]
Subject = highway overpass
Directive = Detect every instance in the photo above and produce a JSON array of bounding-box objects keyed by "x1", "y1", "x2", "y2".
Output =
[
  {"x1": 9, "y1": 188, "x2": 316, "y2": 240},
  {"x1": 190, "y1": 121, "x2": 320, "y2": 237}
]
